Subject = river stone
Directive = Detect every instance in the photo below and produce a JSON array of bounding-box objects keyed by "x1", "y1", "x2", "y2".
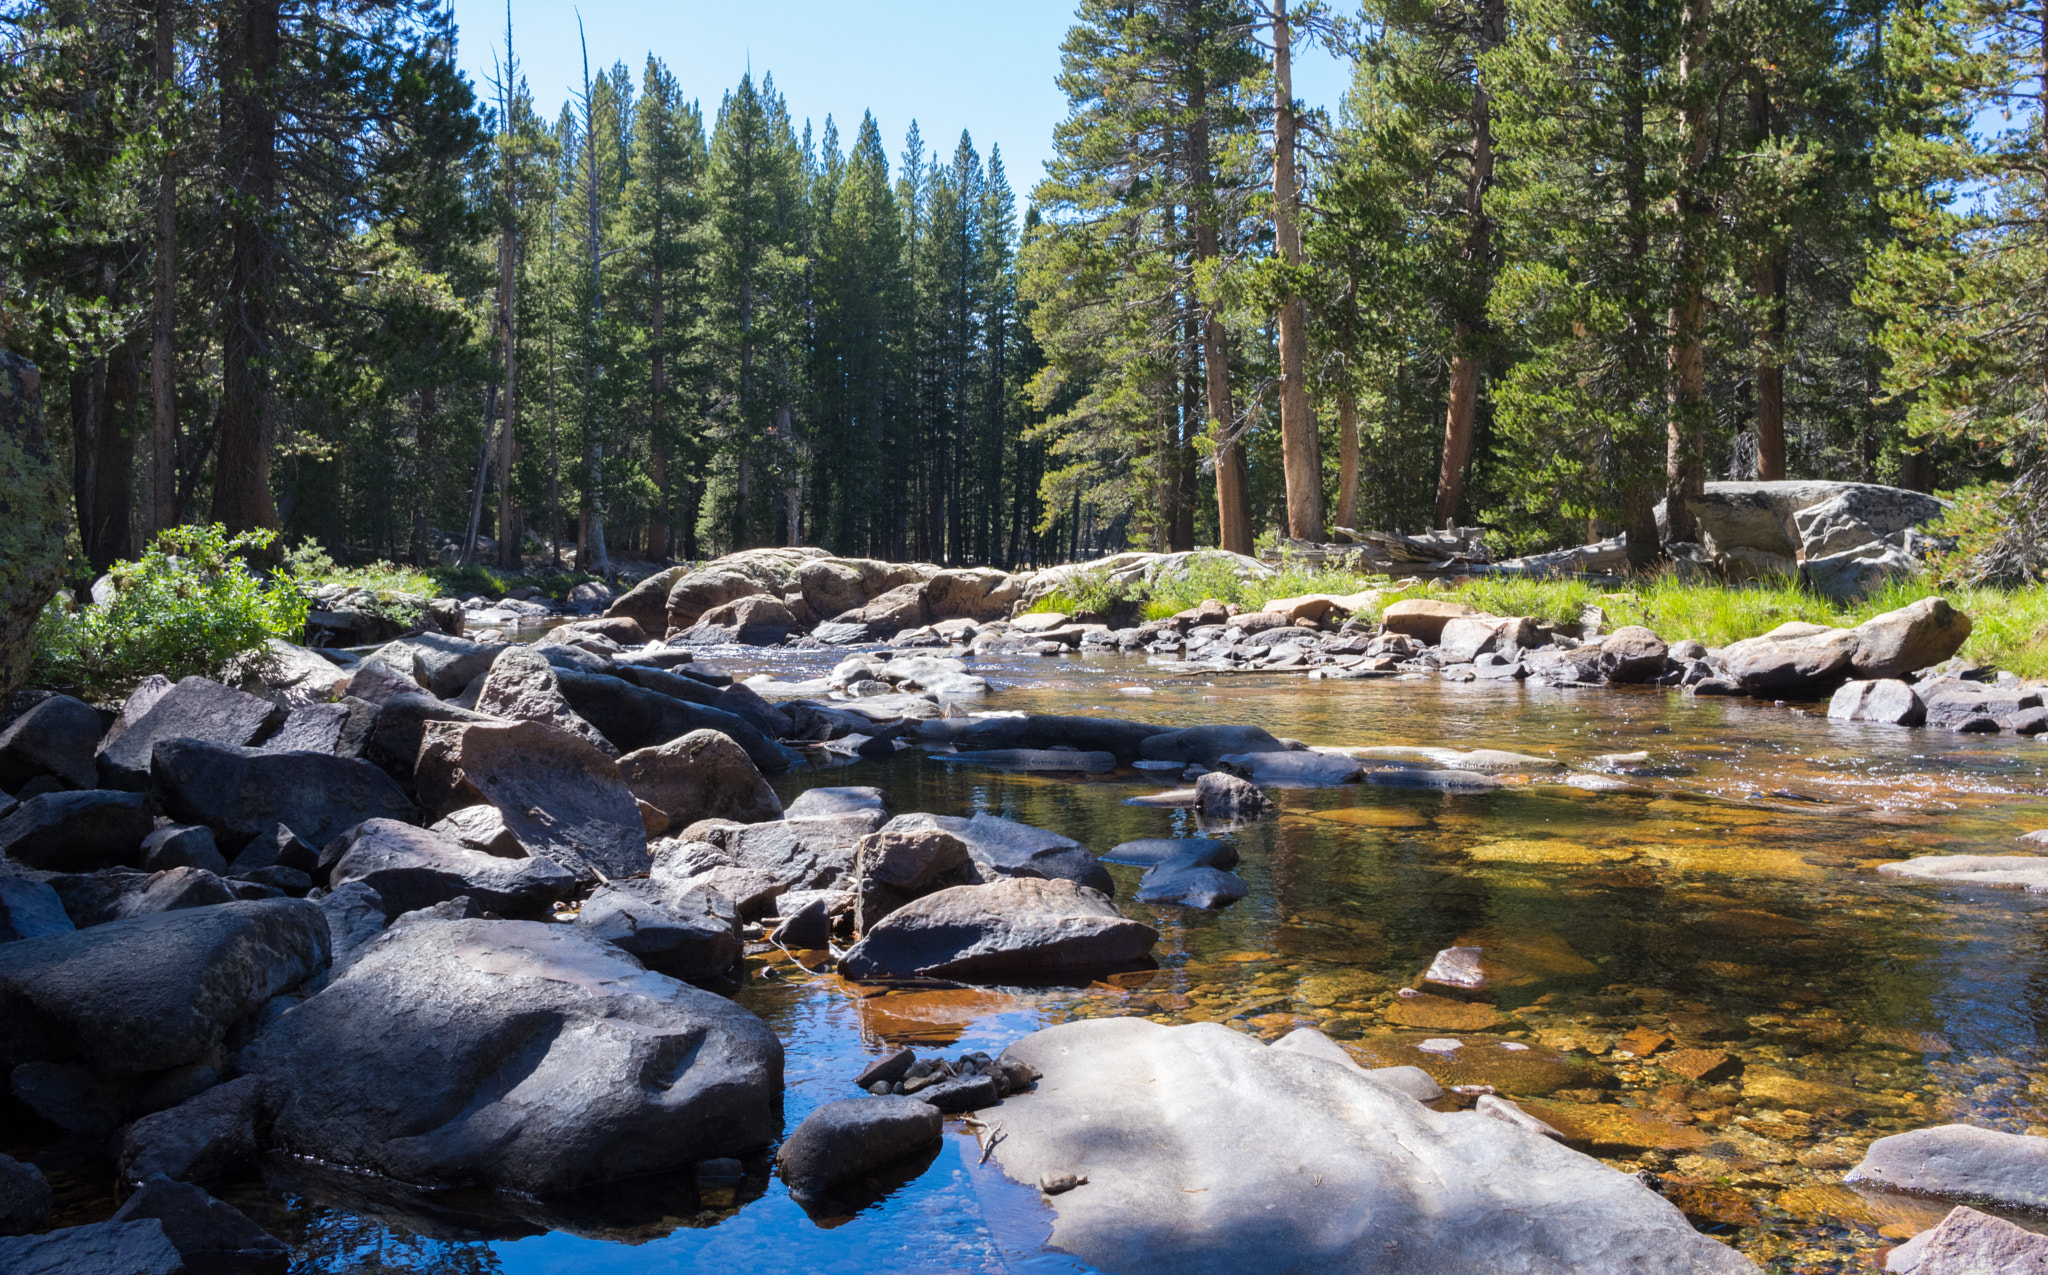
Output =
[
  {"x1": 0, "y1": 790, "x2": 153, "y2": 870},
  {"x1": 110, "y1": 1176, "x2": 289, "y2": 1274},
  {"x1": 243, "y1": 917, "x2": 782, "y2": 1194},
  {"x1": 1103, "y1": 838, "x2": 1238, "y2": 869},
  {"x1": 476, "y1": 645, "x2": 617, "y2": 757},
  {"x1": 150, "y1": 739, "x2": 416, "y2": 855},
  {"x1": 572, "y1": 877, "x2": 741, "y2": 983},
  {"x1": 839, "y1": 877, "x2": 1156, "y2": 980},
  {"x1": 0, "y1": 897, "x2": 329, "y2": 1076},
  {"x1": 262, "y1": 699, "x2": 374, "y2": 757},
  {"x1": 1599, "y1": 627, "x2": 1668, "y2": 684},
  {"x1": 676, "y1": 811, "x2": 886, "y2": 895},
  {"x1": 1380, "y1": 598, "x2": 1478, "y2": 644},
  {"x1": 1847, "y1": 1124, "x2": 2048, "y2": 1210},
  {"x1": 0, "y1": 1151, "x2": 51, "y2": 1235},
  {"x1": 1134, "y1": 862, "x2": 1248, "y2": 909},
  {"x1": 951, "y1": 713, "x2": 1171, "y2": 761},
  {"x1": 96, "y1": 676, "x2": 285, "y2": 791},
  {"x1": 1719, "y1": 623, "x2": 1861, "y2": 694},
  {"x1": 361, "y1": 694, "x2": 504, "y2": 781},
  {"x1": 325, "y1": 819, "x2": 574, "y2": 918},
  {"x1": 1139, "y1": 724, "x2": 1292, "y2": 766},
  {"x1": 415, "y1": 718, "x2": 647, "y2": 884},
  {"x1": 776, "y1": 1095, "x2": 943, "y2": 1196},
  {"x1": 1885, "y1": 1204, "x2": 2048, "y2": 1274},
  {"x1": 422, "y1": 804, "x2": 521, "y2": 858},
  {"x1": 0, "y1": 694, "x2": 100, "y2": 791},
  {"x1": 1849, "y1": 598, "x2": 1974, "y2": 681},
  {"x1": 883, "y1": 812, "x2": 1113, "y2": 895},
  {"x1": 1440, "y1": 615, "x2": 1540, "y2": 664},
  {"x1": 1196, "y1": 771, "x2": 1274, "y2": 821},
  {"x1": 0, "y1": 1218, "x2": 185, "y2": 1275},
  {"x1": 371, "y1": 633, "x2": 507, "y2": 699},
  {"x1": 0, "y1": 874, "x2": 71, "y2": 943},
  {"x1": 617, "y1": 730, "x2": 783, "y2": 829},
  {"x1": 1220, "y1": 751, "x2": 1362, "y2": 787},
  {"x1": 555, "y1": 668, "x2": 796, "y2": 773},
  {"x1": 785, "y1": 787, "x2": 887, "y2": 818},
  {"x1": 1876, "y1": 855, "x2": 2048, "y2": 893},
  {"x1": 990, "y1": 1018, "x2": 1755, "y2": 1275},
  {"x1": 1828, "y1": 679, "x2": 1926, "y2": 726}
]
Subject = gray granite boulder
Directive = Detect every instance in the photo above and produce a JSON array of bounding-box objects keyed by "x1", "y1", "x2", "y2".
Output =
[
  {"x1": 1718, "y1": 622, "x2": 1861, "y2": 694},
  {"x1": 0, "y1": 1218, "x2": 184, "y2": 1275},
  {"x1": 1598, "y1": 627, "x2": 1668, "y2": 684},
  {"x1": 1828, "y1": 679, "x2": 1926, "y2": 726},
  {"x1": 1849, "y1": 598, "x2": 1973, "y2": 680},
  {"x1": 666, "y1": 811, "x2": 885, "y2": 896},
  {"x1": 141, "y1": 825, "x2": 229, "y2": 876},
  {"x1": 785, "y1": 786, "x2": 887, "y2": 818},
  {"x1": 1134, "y1": 861, "x2": 1249, "y2": 909},
  {"x1": 325, "y1": 819, "x2": 575, "y2": 919},
  {"x1": 882, "y1": 812, "x2": 1113, "y2": 895},
  {"x1": 617, "y1": 730, "x2": 783, "y2": 830},
  {"x1": 96, "y1": 676, "x2": 284, "y2": 791},
  {"x1": 150, "y1": 739, "x2": 416, "y2": 855},
  {"x1": 572, "y1": 877, "x2": 741, "y2": 983},
  {"x1": 776, "y1": 1095, "x2": 942, "y2": 1196},
  {"x1": 1847, "y1": 1124, "x2": 2048, "y2": 1209},
  {"x1": 0, "y1": 897, "x2": 329, "y2": 1075},
  {"x1": 368, "y1": 632, "x2": 507, "y2": 698},
  {"x1": 1196, "y1": 771, "x2": 1273, "y2": 822},
  {"x1": 1885, "y1": 1204, "x2": 2048, "y2": 1274},
  {"x1": 555, "y1": 668, "x2": 797, "y2": 772},
  {"x1": 475, "y1": 645, "x2": 616, "y2": 756},
  {"x1": 243, "y1": 917, "x2": 782, "y2": 1193},
  {"x1": 839, "y1": 878, "x2": 1156, "y2": 981},
  {"x1": 414, "y1": 719, "x2": 647, "y2": 883},
  {"x1": 0, "y1": 790, "x2": 152, "y2": 870},
  {"x1": 0, "y1": 694, "x2": 100, "y2": 790},
  {"x1": 991, "y1": 1018, "x2": 1756, "y2": 1275}
]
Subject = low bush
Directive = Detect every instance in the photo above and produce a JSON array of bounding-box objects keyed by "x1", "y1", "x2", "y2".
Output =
[{"x1": 32, "y1": 525, "x2": 311, "y2": 703}]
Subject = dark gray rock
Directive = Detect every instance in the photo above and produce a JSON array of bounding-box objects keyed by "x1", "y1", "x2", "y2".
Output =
[
  {"x1": 0, "y1": 873, "x2": 70, "y2": 942},
  {"x1": 243, "y1": 917, "x2": 783, "y2": 1193},
  {"x1": 991, "y1": 1018, "x2": 1756, "y2": 1275},
  {"x1": 369, "y1": 632, "x2": 506, "y2": 698},
  {"x1": 883, "y1": 812, "x2": 1113, "y2": 896},
  {"x1": 1134, "y1": 862, "x2": 1249, "y2": 909},
  {"x1": 362, "y1": 694, "x2": 506, "y2": 781},
  {"x1": 1195, "y1": 771, "x2": 1274, "y2": 822},
  {"x1": 1138, "y1": 724, "x2": 1290, "y2": 767},
  {"x1": 916, "y1": 1072, "x2": 1000, "y2": 1113},
  {"x1": 261, "y1": 702, "x2": 353, "y2": 755},
  {"x1": 1103, "y1": 838, "x2": 1237, "y2": 869},
  {"x1": 51, "y1": 867, "x2": 237, "y2": 927},
  {"x1": 776, "y1": 1095, "x2": 942, "y2": 1196},
  {"x1": 96, "y1": 676, "x2": 284, "y2": 791},
  {"x1": 603, "y1": 565, "x2": 684, "y2": 631},
  {"x1": 231, "y1": 866, "x2": 309, "y2": 895},
  {"x1": 572, "y1": 877, "x2": 741, "y2": 982},
  {"x1": 0, "y1": 694, "x2": 100, "y2": 790},
  {"x1": 426, "y1": 804, "x2": 526, "y2": 858},
  {"x1": 476, "y1": 645, "x2": 617, "y2": 757},
  {"x1": 413, "y1": 718, "x2": 648, "y2": 884},
  {"x1": 840, "y1": 878, "x2": 1156, "y2": 981},
  {"x1": 1219, "y1": 750, "x2": 1362, "y2": 787},
  {"x1": 313, "y1": 881, "x2": 386, "y2": 972},
  {"x1": 0, "y1": 898, "x2": 330, "y2": 1076},
  {"x1": 610, "y1": 661, "x2": 722, "y2": 707},
  {"x1": 617, "y1": 730, "x2": 783, "y2": 830},
  {"x1": 115, "y1": 1074, "x2": 269, "y2": 1185},
  {"x1": 769, "y1": 895, "x2": 834, "y2": 949},
  {"x1": 713, "y1": 681, "x2": 794, "y2": 738},
  {"x1": 1847, "y1": 1123, "x2": 2048, "y2": 1210},
  {"x1": 228, "y1": 824, "x2": 317, "y2": 876},
  {"x1": 785, "y1": 786, "x2": 887, "y2": 818},
  {"x1": 1599, "y1": 627, "x2": 1669, "y2": 684},
  {"x1": 952, "y1": 713, "x2": 1171, "y2": 761},
  {"x1": 141, "y1": 826, "x2": 229, "y2": 876},
  {"x1": 325, "y1": 819, "x2": 575, "y2": 919},
  {"x1": 0, "y1": 1151, "x2": 51, "y2": 1235},
  {"x1": 0, "y1": 1218, "x2": 184, "y2": 1275},
  {"x1": 556, "y1": 669, "x2": 797, "y2": 773},
  {"x1": 10, "y1": 1059, "x2": 137, "y2": 1132},
  {"x1": 0, "y1": 790, "x2": 153, "y2": 870},
  {"x1": 850, "y1": 823, "x2": 975, "y2": 932},
  {"x1": 113, "y1": 1176, "x2": 288, "y2": 1274},
  {"x1": 150, "y1": 739, "x2": 416, "y2": 855}
]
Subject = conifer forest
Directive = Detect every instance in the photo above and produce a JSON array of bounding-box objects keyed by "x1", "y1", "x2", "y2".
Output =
[{"x1": 4, "y1": 0, "x2": 2045, "y2": 576}]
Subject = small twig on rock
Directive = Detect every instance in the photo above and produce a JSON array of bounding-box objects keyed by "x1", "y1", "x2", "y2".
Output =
[{"x1": 979, "y1": 1125, "x2": 1005, "y2": 1166}]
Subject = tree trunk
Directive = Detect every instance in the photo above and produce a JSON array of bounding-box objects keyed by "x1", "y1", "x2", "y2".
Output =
[
  {"x1": 1188, "y1": 79, "x2": 1251, "y2": 554},
  {"x1": 149, "y1": 0, "x2": 176, "y2": 537},
  {"x1": 1334, "y1": 369, "x2": 1360, "y2": 529},
  {"x1": 70, "y1": 359, "x2": 104, "y2": 559},
  {"x1": 1749, "y1": 76, "x2": 1786, "y2": 482},
  {"x1": 647, "y1": 252, "x2": 668, "y2": 558},
  {"x1": 1431, "y1": 0, "x2": 1502, "y2": 530},
  {"x1": 213, "y1": 0, "x2": 282, "y2": 544},
  {"x1": 1665, "y1": 0, "x2": 1713, "y2": 544},
  {"x1": 1435, "y1": 340, "x2": 1480, "y2": 529},
  {"x1": 496, "y1": 222, "x2": 520, "y2": 568},
  {"x1": 1271, "y1": 1, "x2": 1322, "y2": 541},
  {"x1": 91, "y1": 343, "x2": 140, "y2": 569}
]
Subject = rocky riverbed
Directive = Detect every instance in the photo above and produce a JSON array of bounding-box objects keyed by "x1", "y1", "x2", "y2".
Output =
[{"x1": 2, "y1": 553, "x2": 2046, "y2": 1274}]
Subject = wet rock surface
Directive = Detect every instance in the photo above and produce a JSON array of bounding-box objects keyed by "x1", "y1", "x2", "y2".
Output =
[{"x1": 840, "y1": 877, "x2": 1156, "y2": 980}]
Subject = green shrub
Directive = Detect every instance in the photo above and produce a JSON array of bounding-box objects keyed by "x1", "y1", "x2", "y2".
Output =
[
  {"x1": 282, "y1": 538, "x2": 436, "y2": 597},
  {"x1": 32, "y1": 525, "x2": 311, "y2": 703}
]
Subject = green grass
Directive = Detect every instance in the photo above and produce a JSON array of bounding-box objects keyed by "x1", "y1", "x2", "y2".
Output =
[
  {"x1": 283, "y1": 538, "x2": 606, "y2": 602},
  {"x1": 1029, "y1": 557, "x2": 2048, "y2": 678}
]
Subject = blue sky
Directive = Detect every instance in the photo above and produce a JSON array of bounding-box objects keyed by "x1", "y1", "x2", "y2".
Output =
[{"x1": 448, "y1": 0, "x2": 1354, "y2": 199}]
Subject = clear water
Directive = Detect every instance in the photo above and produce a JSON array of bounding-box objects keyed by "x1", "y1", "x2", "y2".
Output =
[{"x1": 20, "y1": 649, "x2": 2048, "y2": 1273}]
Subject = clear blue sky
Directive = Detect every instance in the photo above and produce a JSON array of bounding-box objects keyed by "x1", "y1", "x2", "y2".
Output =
[{"x1": 448, "y1": 0, "x2": 1353, "y2": 199}]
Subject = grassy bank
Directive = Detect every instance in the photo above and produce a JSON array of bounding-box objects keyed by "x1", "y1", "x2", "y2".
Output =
[{"x1": 1033, "y1": 562, "x2": 2048, "y2": 680}]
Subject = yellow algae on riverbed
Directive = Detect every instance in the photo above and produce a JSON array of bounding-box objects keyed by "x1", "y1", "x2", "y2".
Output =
[{"x1": 1461, "y1": 836, "x2": 1636, "y2": 867}]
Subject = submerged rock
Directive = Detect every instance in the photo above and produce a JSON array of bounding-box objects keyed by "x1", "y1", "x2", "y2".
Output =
[
  {"x1": 839, "y1": 878, "x2": 1156, "y2": 981},
  {"x1": 243, "y1": 917, "x2": 783, "y2": 1194},
  {"x1": 1876, "y1": 855, "x2": 2048, "y2": 893},
  {"x1": 1846, "y1": 1124, "x2": 2048, "y2": 1210},
  {"x1": 1133, "y1": 861, "x2": 1248, "y2": 909},
  {"x1": 1219, "y1": 750, "x2": 1361, "y2": 787},
  {"x1": 989, "y1": 1018, "x2": 1754, "y2": 1275}
]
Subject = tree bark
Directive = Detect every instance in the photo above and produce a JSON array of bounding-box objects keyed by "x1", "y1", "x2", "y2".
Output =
[
  {"x1": 1334, "y1": 368, "x2": 1360, "y2": 529},
  {"x1": 149, "y1": 0, "x2": 177, "y2": 537},
  {"x1": 1435, "y1": 339, "x2": 1480, "y2": 529},
  {"x1": 496, "y1": 220, "x2": 519, "y2": 568},
  {"x1": 1665, "y1": 0, "x2": 1713, "y2": 544},
  {"x1": 1749, "y1": 76, "x2": 1786, "y2": 482},
  {"x1": 1430, "y1": 0, "x2": 1502, "y2": 530},
  {"x1": 91, "y1": 343, "x2": 140, "y2": 568},
  {"x1": 647, "y1": 249, "x2": 668, "y2": 558},
  {"x1": 1188, "y1": 73, "x2": 1251, "y2": 555},
  {"x1": 212, "y1": 0, "x2": 282, "y2": 544},
  {"x1": 1271, "y1": 1, "x2": 1323, "y2": 541}
]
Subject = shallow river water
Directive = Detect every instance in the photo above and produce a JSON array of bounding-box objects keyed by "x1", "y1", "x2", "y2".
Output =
[{"x1": 38, "y1": 649, "x2": 2048, "y2": 1273}]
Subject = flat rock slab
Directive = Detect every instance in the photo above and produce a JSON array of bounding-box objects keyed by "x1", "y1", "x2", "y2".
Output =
[
  {"x1": 243, "y1": 917, "x2": 782, "y2": 1194},
  {"x1": 990, "y1": 1018, "x2": 1755, "y2": 1275},
  {"x1": 1133, "y1": 862, "x2": 1248, "y2": 909},
  {"x1": 1847, "y1": 1124, "x2": 2048, "y2": 1210},
  {"x1": 1877, "y1": 855, "x2": 2048, "y2": 893},
  {"x1": 1103, "y1": 838, "x2": 1238, "y2": 869},
  {"x1": 840, "y1": 877, "x2": 1156, "y2": 981}
]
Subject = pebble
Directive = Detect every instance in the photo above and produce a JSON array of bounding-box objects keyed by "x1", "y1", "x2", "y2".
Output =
[{"x1": 1040, "y1": 1171, "x2": 1087, "y2": 1195}]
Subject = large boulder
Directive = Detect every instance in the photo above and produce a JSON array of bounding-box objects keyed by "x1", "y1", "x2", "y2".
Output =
[
  {"x1": 0, "y1": 1218, "x2": 185, "y2": 1275},
  {"x1": 150, "y1": 740, "x2": 416, "y2": 855},
  {"x1": 96, "y1": 676, "x2": 285, "y2": 791},
  {"x1": 555, "y1": 668, "x2": 796, "y2": 772},
  {"x1": 0, "y1": 790, "x2": 153, "y2": 871},
  {"x1": 572, "y1": 877, "x2": 741, "y2": 982},
  {"x1": 1380, "y1": 598, "x2": 1478, "y2": 644},
  {"x1": 925, "y1": 569, "x2": 1024, "y2": 623},
  {"x1": 0, "y1": 694, "x2": 101, "y2": 790},
  {"x1": 475, "y1": 645, "x2": 616, "y2": 756},
  {"x1": 1846, "y1": 1124, "x2": 2048, "y2": 1210},
  {"x1": 881, "y1": 812, "x2": 1113, "y2": 895},
  {"x1": 1790, "y1": 484, "x2": 1948, "y2": 555},
  {"x1": 1849, "y1": 597, "x2": 1972, "y2": 680},
  {"x1": 851, "y1": 823, "x2": 976, "y2": 932},
  {"x1": 1440, "y1": 615, "x2": 1539, "y2": 664},
  {"x1": 0, "y1": 898, "x2": 329, "y2": 1076},
  {"x1": 665, "y1": 568, "x2": 769, "y2": 633},
  {"x1": 1803, "y1": 542, "x2": 1919, "y2": 601},
  {"x1": 414, "y1": 719, "x2": 647, "y2": 884},
  {"x1": 616, "y1": 730, "x2": 783, "y2": 829},
  {"x1": 776, "y1": 1096, "x2": 942, "y2": 1196},
  {"x1": 49, "y1": 866, "x2": 237, "y2": 927},
  {"x1": 1717, "y1": 622, "x2": 1861, "y2": 694},
  {"x1": 829, "y1": 583, "x2": 929, "y2": 640},
  {"x1": 324, "y1": 818, "x2": 575, "y2": 919},
  {"x1": 242, "y1": 917, "x2": 783, "y2": 1194},
  {"x1": 1886, "y1": 1204, "x2": 2048, "y2": 1275},
  {"x1": 366, "y1": 632, "x2": 506, "y2": 699},
  {"x1": 839, "y1": 877, "x2": 1156, "y2": 980},
  {"x1": 681, "y1": 593, "x2": 798, "y2": 645},
  {"x1": 362, "y1": 694, "x2": 505, "y2": 780},
  {"x1": 115, "y1": 1073, "x2": 268, "y2": 1184},
  {"x1": 0, "y1": 350, "x2": 66, "y2": 706},
  {"x1": 604, "y1": 565, "x2": 684, "y2": 630},
  {"x1": 1598, "y1": 627, "x2": 1668, "y2": 684},
  {"x1": 1827, "y1": 679, "x2": 1926, "y2": 726},
  {"x1": 989, "y1": 1018, "x2": 1756, "y2": 1275},
  {"x1": 664, "y1": 811, "x2": 885, "y2": 896},
  {"x1": 1669, "y1": 480, "x2": 1942, "y2": 567}
]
